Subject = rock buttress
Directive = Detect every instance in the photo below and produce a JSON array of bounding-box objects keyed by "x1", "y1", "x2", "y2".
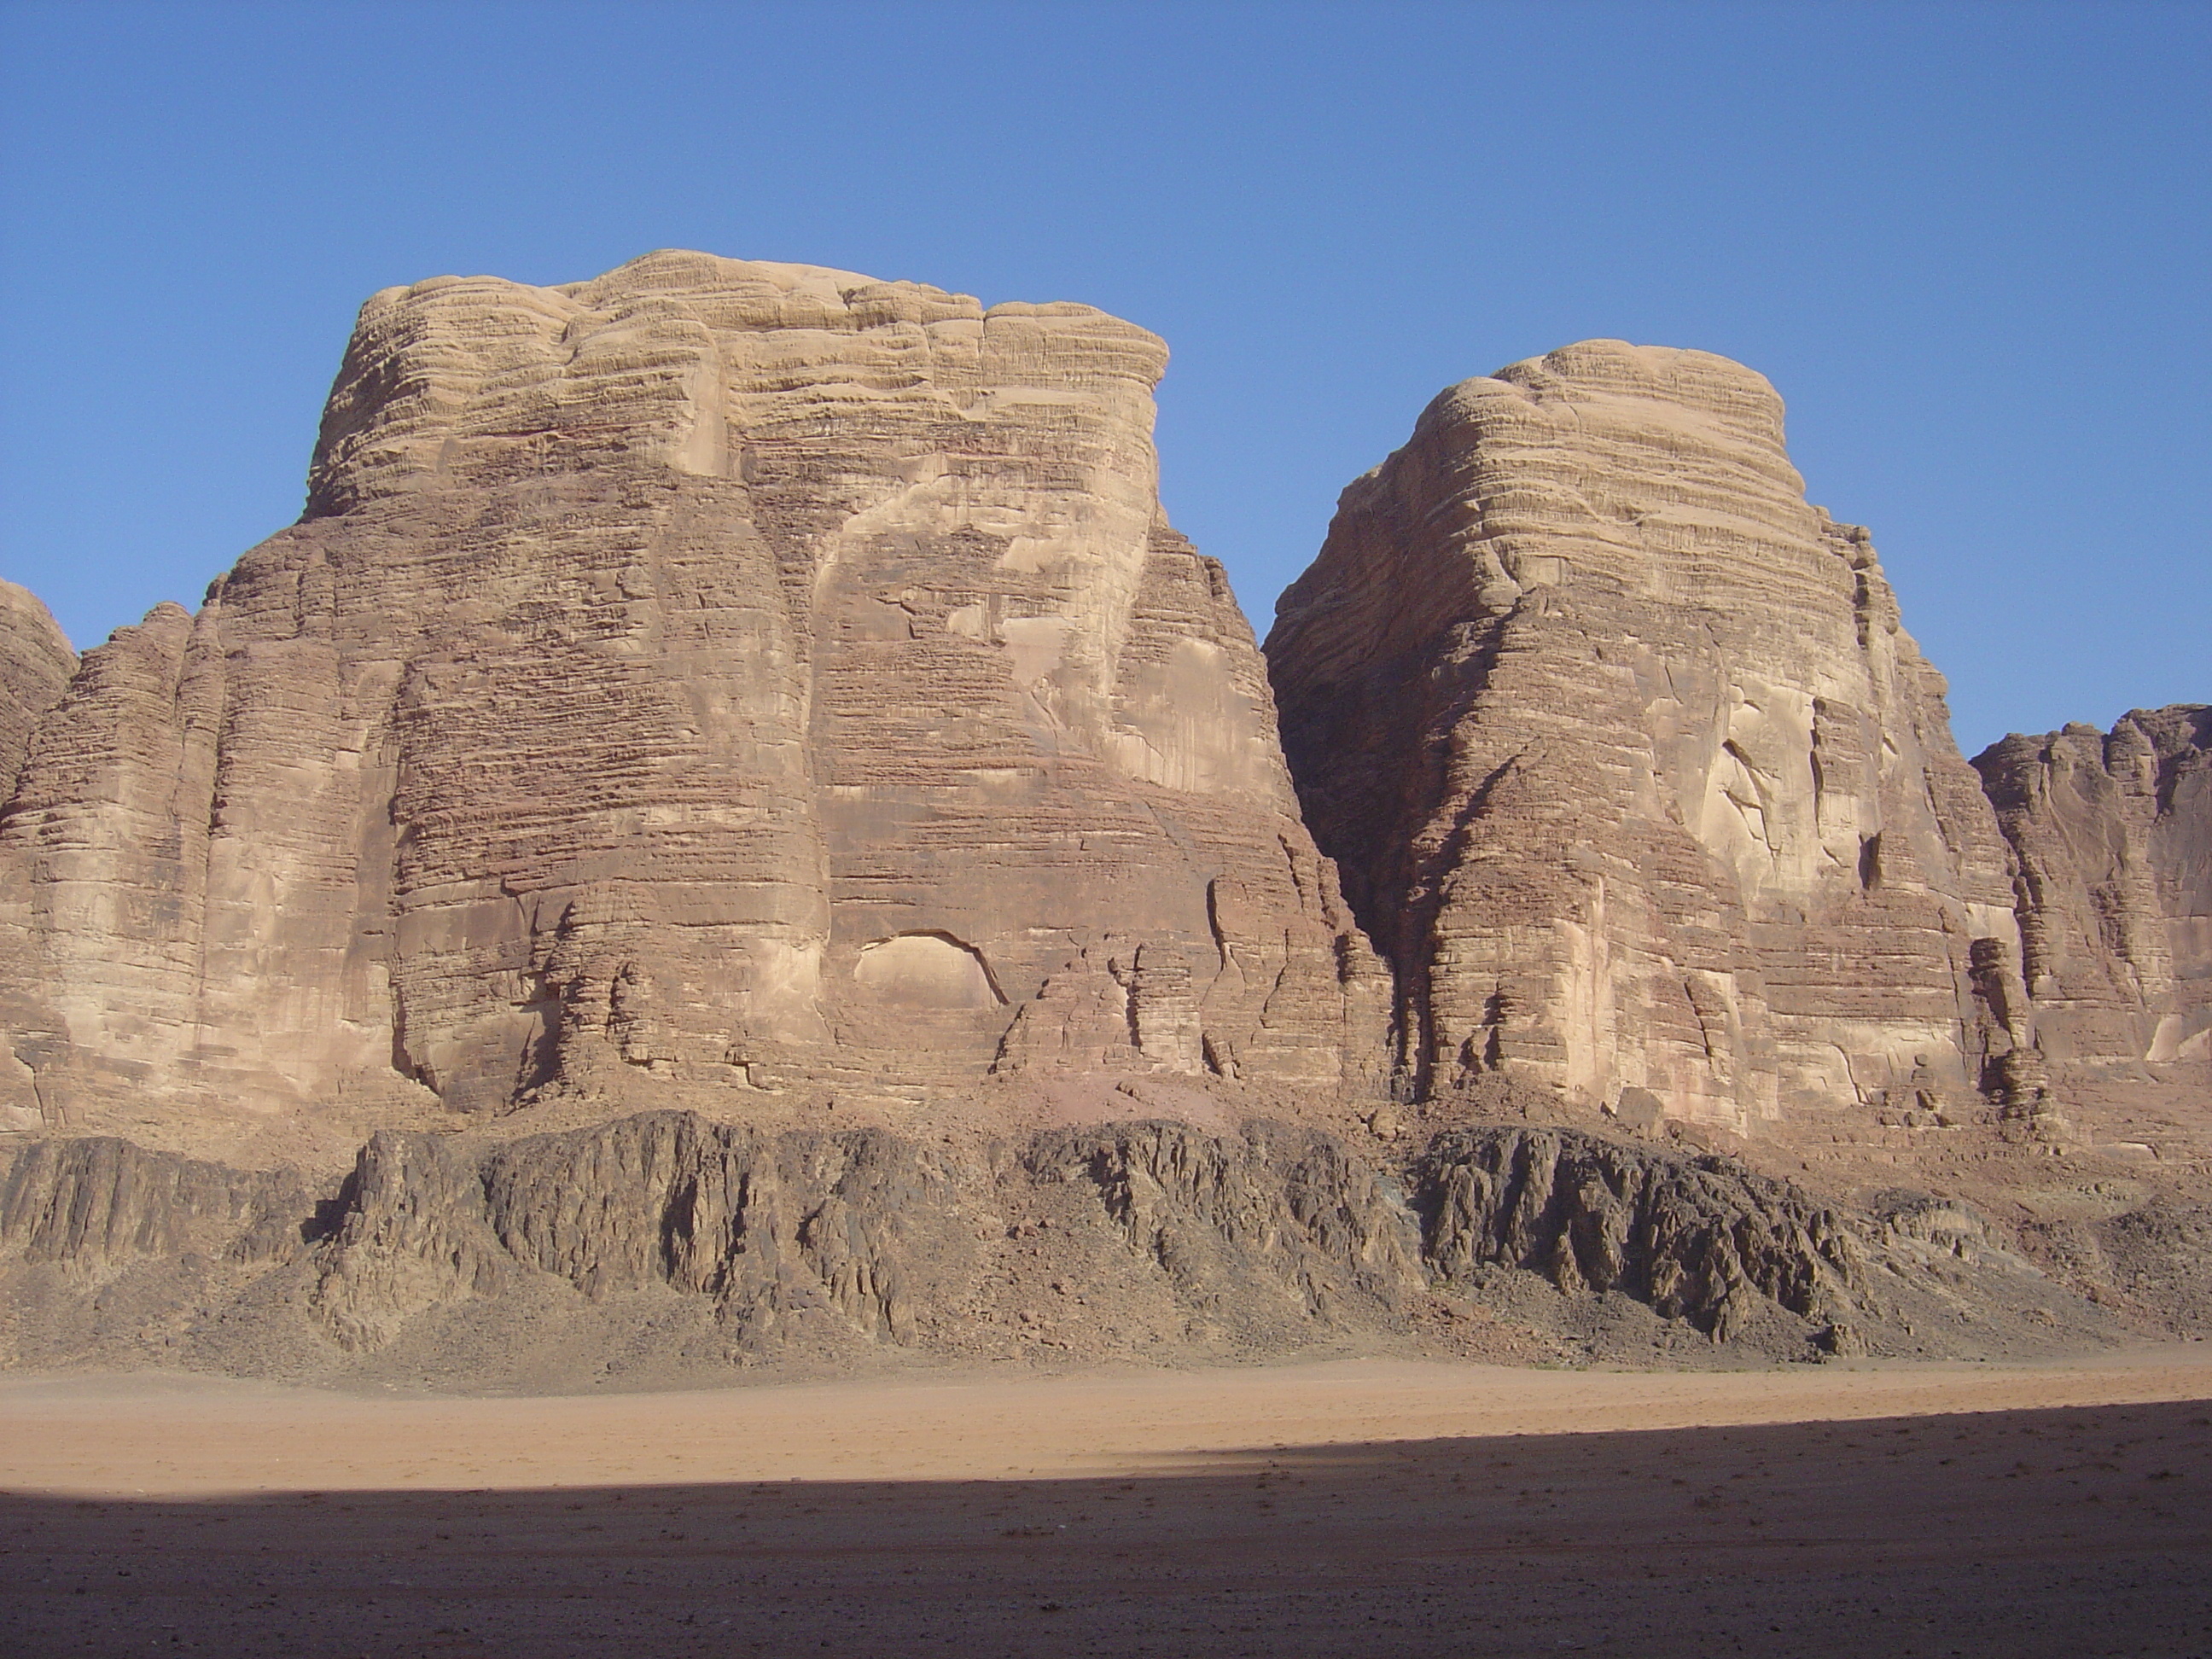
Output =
[
  {"x1": 1972, "y1": 707, "x2": 2210, "y2": 1109},
  {"x1": 0, "y1": 580, "x2": 74, "y2": 800},
  {"x1": 1266, "y1": 341, "x2": 2020, "y2": 1133}
]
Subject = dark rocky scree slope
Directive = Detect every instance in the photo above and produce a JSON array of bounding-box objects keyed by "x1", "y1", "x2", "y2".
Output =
[{"x1": 0, "y1": 1114, "x2": 2137, "y2": 1389}]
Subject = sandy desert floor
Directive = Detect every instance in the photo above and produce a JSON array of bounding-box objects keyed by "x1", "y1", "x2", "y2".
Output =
[{"x1": 3, "y1": 1352, "x2": 2209, "y2": 1657}]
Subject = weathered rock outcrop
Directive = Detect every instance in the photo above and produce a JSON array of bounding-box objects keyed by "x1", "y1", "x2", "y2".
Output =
[
  {"x1": 1025, "y1": 1121, "x2": 1419, "y2": 1333},
  {"x1": 1972, "y1": 707, "x2": 2211, "y2": 1095},
  {"x1": 1266, "y1": 342, "x2": 2022, "y2": 1132},
  {"x1": 311, "y1": 1112, "x2": 977, "y2": 1353},
  {"x1": 1416, "y1": 1126, "x2": 1862, "y2": 1339},
  {"x1": 0, "y1": 253, "x2": 1385, "y2": 1132},
  {"x1": 304, "y1": 1115, "x2": 1427, "y2": 1364},
  {"x1": 0, "y1": 1117, "x2": 2128, "y2": 1383},
  {"x1": 0, "y1": 581, "x2": 73, "y2": 806},
  {"x1": 0, "y1": 1135, "x2": 311, "y2": 1275}
]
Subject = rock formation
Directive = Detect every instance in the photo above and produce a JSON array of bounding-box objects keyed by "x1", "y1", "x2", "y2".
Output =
[
  {"x1": 0, "y1": 582, "x2": 79, "y2": 1130},
  {"x1": 0, "y1": 580, "x2": 73, "y2": 803},
  {"x1": 1266, "y1": 341, "x2": 2023, "y2": 1133},
  {"x1": 0, "y1": 1114, "x2": 2111, "y2": 1383},
  {"x1": 0, "y1": 252, "x2": 1385, "y2": 1135},
  {"x1": 1416, "y1": 1126, "x2": 1864, "y2": 1341},
  {"x1": 1, "y1": 286, "x2": 2198, "y2": 1382},
  {"x1": 1973, "y1": 707, "x2": 2211, "y2": 1098}
]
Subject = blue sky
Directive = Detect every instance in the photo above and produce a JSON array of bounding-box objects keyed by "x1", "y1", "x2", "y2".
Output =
[{"x1": 1, "y1": 0, "x2": 2203, "y2": 756}]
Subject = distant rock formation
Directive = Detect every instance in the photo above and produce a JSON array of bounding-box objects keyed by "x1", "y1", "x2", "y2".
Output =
[
  {"x1": 1266, "y1": 342, "x2": 2023, "y2": 1133},
  {"x1": 1973, "y1": 707, "x2": 2211, "y2": 1097},
  {"x1": 0, "y1": 580, "x2": 73, "y2": 800},
  {"x1": 0, "y1": 253, "x2": 1385, "y2": 1133}
]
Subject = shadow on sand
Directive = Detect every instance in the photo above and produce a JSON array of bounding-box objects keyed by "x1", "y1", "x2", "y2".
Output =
[{"x1": 4, "y1": 1399, "x2": 2209, "y2": 1657}]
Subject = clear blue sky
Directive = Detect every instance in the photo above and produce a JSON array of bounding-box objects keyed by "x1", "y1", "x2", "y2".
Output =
[{"x1": 2, "y1": 0, "x2": 2203, "y2": 756}]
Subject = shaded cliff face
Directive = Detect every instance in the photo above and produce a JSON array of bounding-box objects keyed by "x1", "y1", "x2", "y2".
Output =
[
  {"x1": 1973, "y1": 707, "x2": 2211, "y2": 1096},
  {"x1": 1266, "y1": 341, "x2": 2020, "y2": 1132},
  {"x1": 0, "y1": 251, "x2": 1384, "y2": 1132}
]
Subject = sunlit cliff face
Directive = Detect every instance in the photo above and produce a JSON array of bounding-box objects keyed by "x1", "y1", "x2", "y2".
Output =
[
  {"x1": 0, "y1": 252, "x2": 1387, "y2": 1136},
  {"x1": 1269, "y1": 340, "x2": 2023, "y2": 1132}
]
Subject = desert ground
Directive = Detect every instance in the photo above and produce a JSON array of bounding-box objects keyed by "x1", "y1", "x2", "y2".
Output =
[{"x1": 3, "y1": 1353, "x2": 2209, "y2": 1657}]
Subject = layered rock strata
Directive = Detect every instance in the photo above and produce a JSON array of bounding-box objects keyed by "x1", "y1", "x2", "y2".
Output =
[
  {"x1": 0, "y1": 252, "x2": 1385, "y2": 1131},
  {"x1": 1267, "y1": 341, "x2": 2023, "y2": 1132},
  {"x1": 0, "y1": 1117, "x2": 2104, "y2": 1382},
  {"x1": 1973, "y1": 707, "x2": 2211, "y2": 1092}
]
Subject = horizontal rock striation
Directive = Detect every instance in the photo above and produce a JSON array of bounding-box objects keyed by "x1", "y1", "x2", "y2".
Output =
[
  {"x1": 1972, "y1": 707, "x2": 2211, "y2": 1097},
  {"x1": 1266, "y1": 341, "x2": 2023, "y2": 1132},
  {"x1": 0, "y1": 252, "x2": 1385, "y2": 1132}
]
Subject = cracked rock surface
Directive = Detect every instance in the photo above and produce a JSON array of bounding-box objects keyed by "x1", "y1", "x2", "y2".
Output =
[{"x1": 0, "y1": 1118, "x2": 2128, "y2": 1388}]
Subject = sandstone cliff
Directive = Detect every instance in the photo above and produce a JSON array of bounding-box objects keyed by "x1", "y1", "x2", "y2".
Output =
[
  {"x1": 0, "y1": 253, "x2": 1386, "y2": 1137},
  {"x1": 1973, "y1": 707, "x2": 2211, "y2": 1101},
  {"x1": 0, "y1": 580, "x2": 73, "y2": 803},
  {"x1": 3, "y1": 292, "x2": 2199, "y2": 1384},
  {"x1": 1266, "y1": 342, "x2": 2023, "y2": 1134},
  {"x1": 0, "y1": 581, "x2": 79, "y2": 1129}
]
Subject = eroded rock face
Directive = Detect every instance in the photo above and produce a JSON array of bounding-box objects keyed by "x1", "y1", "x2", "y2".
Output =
[
  {"x1": 0, "y1": 581, "x2": 73, "y2": 802},
  {"x1": 0, "y1": 1136, "x2": 311, "y2": 1276},
  {"x1": 0, "y1": 585, "x2": 79, "y2": 1128},
  {"x1": 1416, "y1": 1127, "x2": 1862, "y2": 1339},
  {"x1": 310, "y1": 1113, "x2": 972, "y2": 1353},
  {"x1": 0, "y1": 252, "x2": 1385, "y2": 1130},
  {"x1": 1, "y1": 1117, "x2": 2104, "y2": 1382},
  {"x1": 1024, "y1": 1120, "x2": 1420, "y2": 1330},
  {"x1": 1266, "y1": 342, "x2": 2021, "y2": 1132},
  {"x1": 1973, "y1": 707, "x2": 2211, "y2": 1094}
]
